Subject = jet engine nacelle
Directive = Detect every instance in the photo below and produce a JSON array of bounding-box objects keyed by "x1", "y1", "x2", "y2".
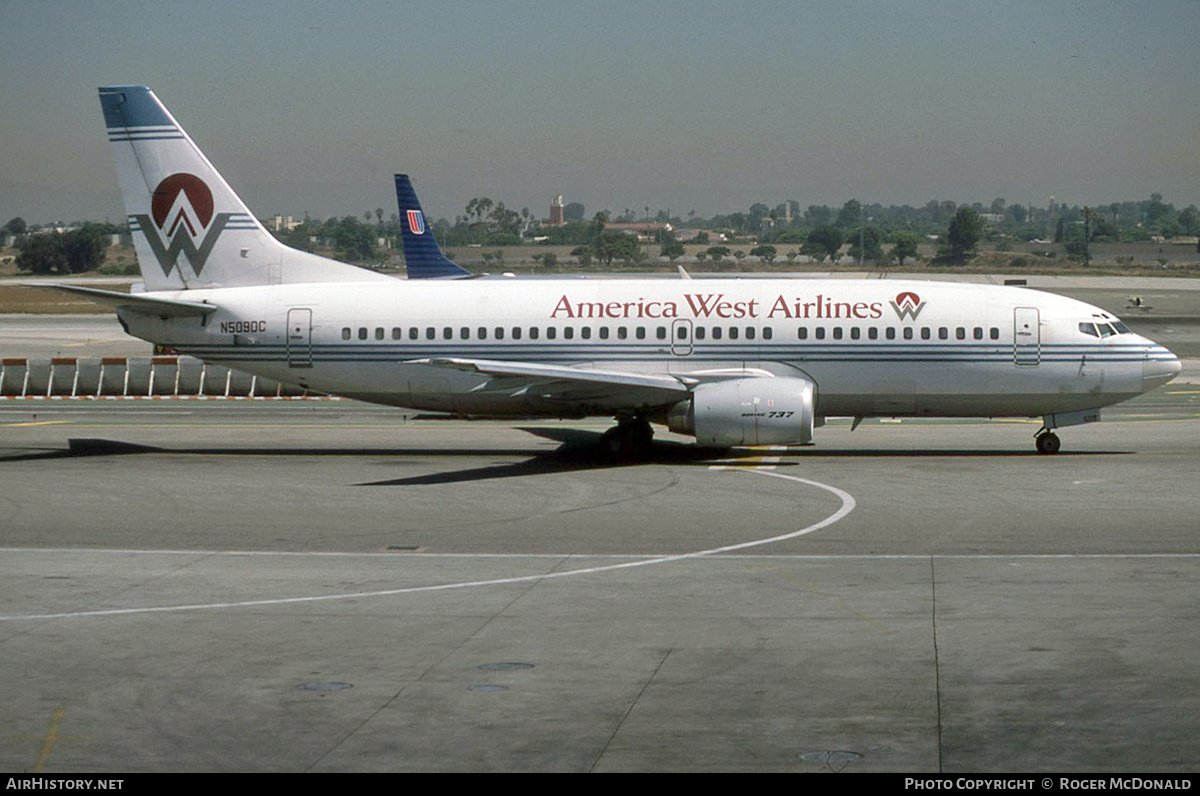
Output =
[{"x1": 667, "y1": 377, "x2": 816, "y2": 447}]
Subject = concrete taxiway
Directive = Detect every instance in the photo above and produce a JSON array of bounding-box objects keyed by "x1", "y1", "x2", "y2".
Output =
[{"x1": 2, "y1": 396, "x2": 1199, "y2": 772}]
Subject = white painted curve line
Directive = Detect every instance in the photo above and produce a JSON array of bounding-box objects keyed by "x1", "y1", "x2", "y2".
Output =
[{"x1": 0, "y1": 468, "x2": 854, "y2": 622}]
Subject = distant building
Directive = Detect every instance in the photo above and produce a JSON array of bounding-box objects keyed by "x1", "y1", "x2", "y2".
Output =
[
  {"x1": 549, "y1": 195, "x2": 565, "y2": 227},
  {"x1": 265, "y1": 214, "x2": 303, "y2": 232},
  {"x1": 602, "y1": 222, "x2": 674, "y2": 242}
]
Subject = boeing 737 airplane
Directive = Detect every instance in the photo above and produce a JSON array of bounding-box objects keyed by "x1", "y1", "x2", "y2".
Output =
[{"x1": 54, "y1": 86, "x2": 1181, "y2": 456}]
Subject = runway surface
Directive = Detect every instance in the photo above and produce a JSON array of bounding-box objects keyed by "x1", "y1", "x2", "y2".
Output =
[{"x1": 2, "y1": 396, "x2": 1199, "y2": 772}]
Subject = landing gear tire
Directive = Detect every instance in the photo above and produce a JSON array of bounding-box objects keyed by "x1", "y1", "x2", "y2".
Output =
[
  {"x1": 600, "y1": 417, "x2": 654, "y2": 460},
  {"x1": 1035, "y1": 431, "x2": 1061, "y2": 455}
]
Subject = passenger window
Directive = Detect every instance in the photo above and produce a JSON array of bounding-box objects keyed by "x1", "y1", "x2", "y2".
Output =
[
  {"x1": 636, "y1": 327, "x2": 646, "y2": 340},
  {"x1": 868, "y1": 327, "x2": 878, "y2": 340},
  {"x1": 990, "y1": 327, "x2": 1000, "y2": 340},
  {"x1": 441, "y1": 327, "x2": 452, "y2": 340},
  {"x1": 617, "y1": 326, "x2": 627, "y2": 340},
  {"x1": 375, "y1": 327, "x2": 384, "y2": 340},
  {"x1": 409, "y1": 327, "x2": 418, "y2": 340},
  {"x1": 564, "y1": 327, "x2": 574, "y2": 339},
  {"x1": 974, "y1": 327, "x2": 983, "y2": 340},
  {"x1": 798, "y1": 327, "x2": 808, "y2": 340},
  {"x1": 886, "y1": 328, "x2": 896, "y2": 340},
  {"x1": 832, "y1": 327, "x2": 843, "y2": 340},
  {"x1": 495, "y1": 327, "x2": 504, "y2": 340},
  {"x1": 850, "y1": 327, "x2": 860, "y2": 340},
  {"x1": 656, "y1": 327, "x2": 666, "y2": 340},
  {"x1": 815, "y1": 327, "x2": 826, "y2": 340},
  {"x1": 956, "y1": 327, "x2": 966, "y2": 340},
  {"x1": 746, "y1": 327, "x2": 756, "y2": 340},
  {"x1": 903, "y1": 328, "x2": 914, "y2": 340},
  {"x1": 763, "y1": 327, "x2": 773, "y2": 340},
  {"x1": 478, "y1": 327, "x2": 488, "y2": 340},
  {"x1": 529, "y1": 327, "x2": 539, "y2": 340},
  {"x1": 358, "y1": 327, "x2": 368, "y2": 340},
  {"x1": 392, "y1": 328, "x2": 402, "y2": 340},
  {"x1": 712, "y1": 327, "x2": 723, "y2": 340},
  {"x1": 425, "y1": 327, "x2": 435, "y2": 340},
  {"x1": 921, "y1": 327, "x2": 931, "y2": 340},
  {"x1": 460, "y1": 327, "x2": 470, "y2": 340},
  {"x1": 547, "y1": 327, "x2": 557, "y2": 339},
  {"x1": 600, "y1": 327, "x2": 610, "y2": 340},
  {"x1": 512, "y1": 327, "x2": 522, "y2": 340},
  {"x1": 342, "y1": 328, "x2": 351, "y2": 340},
  {"x1": 695, "y1": 327, "x2": 706, "y2": 340},
  {"x1": 582, "y1": 327, "x2": 592, "y2": 339},
  {"x1": 938, "y1": 327, "x2": 948, "y2": 340},
  {"x1": 729, "y1": 327, "x2": 739, "y2": 340}
]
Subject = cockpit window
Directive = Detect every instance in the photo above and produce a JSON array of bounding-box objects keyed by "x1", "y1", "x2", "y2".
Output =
[
  {"x1": 1112, "y1": 321, "x2": 1131, "y2": 334},
  {"x1": 1098, "y1": 323, "x2": 1116, "y2": 337},
  {"x1": 1079, "y1": 322, "x2": 1099, "y2": 337}
]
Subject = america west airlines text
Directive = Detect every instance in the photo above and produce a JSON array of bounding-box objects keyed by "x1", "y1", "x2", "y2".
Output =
[{"x1": 550, "y1": 293, "x2": 886, "y2": 321}]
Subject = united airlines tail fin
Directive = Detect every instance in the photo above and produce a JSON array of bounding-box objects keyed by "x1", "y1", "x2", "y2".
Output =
[
  {"x1": 394, "y1": 174, "x2": 471, "y2": 279},
  {"x1": 99, "y1": 86, "x2": 389, "y2": 291}
]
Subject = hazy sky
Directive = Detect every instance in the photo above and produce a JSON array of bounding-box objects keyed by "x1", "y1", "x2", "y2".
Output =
[{"x1": 2, "y1": 0, "x2": 1199, "y2": 225}]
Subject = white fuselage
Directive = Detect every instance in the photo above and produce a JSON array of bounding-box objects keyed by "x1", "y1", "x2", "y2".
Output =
[{"x1": 118, "y1": 277, "x2": 1180, "y2": 422}]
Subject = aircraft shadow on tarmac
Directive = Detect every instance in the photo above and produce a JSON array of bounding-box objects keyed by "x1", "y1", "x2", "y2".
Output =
[{"x1": 0, "y1": 428, "x2": 1128, "y2": 486}]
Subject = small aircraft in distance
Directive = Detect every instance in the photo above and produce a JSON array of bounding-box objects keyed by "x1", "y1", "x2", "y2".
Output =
[{"x1": 54, "y1": 86, "x2": 1181, "y2": 456}]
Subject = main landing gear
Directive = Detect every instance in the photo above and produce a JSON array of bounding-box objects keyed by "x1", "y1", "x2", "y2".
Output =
[
  {"x1": 600, "y1": 415, "x2": 654, "y2": 459},
  {"x1": 1035, "y1": 429, "x2": 1061, "y2": 455}
]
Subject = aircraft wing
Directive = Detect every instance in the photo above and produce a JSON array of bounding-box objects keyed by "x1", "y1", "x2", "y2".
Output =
[
  {"x1": 33, "y1": 284, "x2": 218, "y2": 318},
  {"x1": 406, "y1": 357, "x2": 695, "y2": 407}
]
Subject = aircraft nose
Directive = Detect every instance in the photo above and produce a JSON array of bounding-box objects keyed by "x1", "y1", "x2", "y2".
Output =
[{"x1": 1143, "y1": 350, "x2": 1182, "y2": 391}]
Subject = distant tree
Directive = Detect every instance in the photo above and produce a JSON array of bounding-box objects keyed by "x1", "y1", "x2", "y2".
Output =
[
  {"x1": 890, "y1": 231, "x2": 920, "y2": 266},
  {"x1": 749, "y1": 244, "x2": 777, "y2": 263},
  {"x1": 706, "y1": 245, "x2": 731, "y2": 262},
  {"x1": 661, "y1": 237, "x2": 685, "y2": 261},
  {"x1": 693, "y1": 231, "x2": 709, "y2": 245},
  {"x1": 61, "y1": 223, "x2": 108, "y2": 272},
  {"x1": 836, "y1": 199, "x2": 863, "y2": 228},
  {"x1": 16, "y1": 225, "x2": 107, "y2": 274},
  {"x1": 847, "y1": 226, "x2": 884, "y2": 263},
  {"x1": 945, "y1": 207, "x2": 983, "y2": 257},
  {"x1": 592, "y1": 230, "x2": 641, "y2": 265},
  {"x1": 805, "y1": 205, "x2": 832, "y2": 226},
  {"x1": 334, "y1": 215, "x2": 376, "y2": 262},
  {"x1": 801, "y1": 226, "x2": 843, "y2": 263},
  {"x1": 571, "y1": 245, "x2": 593, "y2": 266},
  {"x1": 772, "y1": 229, "x2": 805, "y2": 244},
  {"x1": 748, "y1": 203, "x2": 770, "y2": 231},
  {"x1": 16, "y1": 234, "x2": 69, "y2": 274},
  {"x1": 4, "y1": 217, "x2": 27, "y2": 236},
  {"x1": 564, "y1": 202, "x2": 585, "y2": 222},
  {"x1": 590, "y1": 210, "x2": 609, "y2": 237}
]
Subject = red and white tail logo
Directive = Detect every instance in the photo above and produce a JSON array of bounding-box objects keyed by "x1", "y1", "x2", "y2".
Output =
[
  {"x1": 136, "y1": 173, "x2": 231, "y2": 277},
  {"x1": 406, "y1": 209, "x2": 426, "y2": 235}
]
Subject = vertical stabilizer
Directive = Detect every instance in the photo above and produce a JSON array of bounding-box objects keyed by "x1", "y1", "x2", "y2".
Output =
[
  {"x1": 394, "y1": 174, "x2": 471, "y2": 279},
  {"x1": 100, "y1": 86, "x2": 389, "y2": 290}
]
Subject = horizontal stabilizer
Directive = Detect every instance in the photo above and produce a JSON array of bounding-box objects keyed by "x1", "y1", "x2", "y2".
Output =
[{"x1": 33, "y1": 284, "x2": 217, "y2": 317}]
